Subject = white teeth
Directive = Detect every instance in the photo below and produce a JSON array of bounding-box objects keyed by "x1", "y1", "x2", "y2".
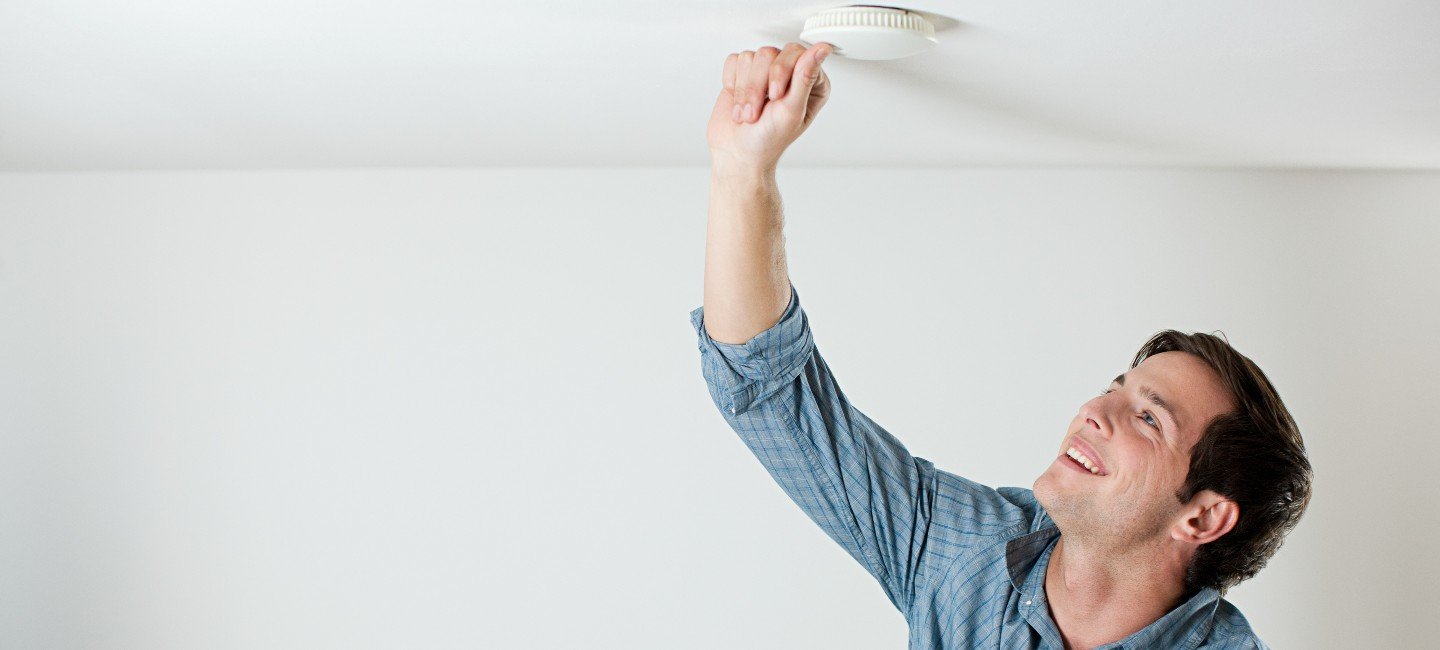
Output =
[{"x1": 1066, "y1": 447, "x2": 1103, "y2": 475}]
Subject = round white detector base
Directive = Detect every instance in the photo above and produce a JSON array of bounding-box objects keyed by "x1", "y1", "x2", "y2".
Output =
[{"x1": 799, "y1": 5, "x2": 937, "y2": 61}]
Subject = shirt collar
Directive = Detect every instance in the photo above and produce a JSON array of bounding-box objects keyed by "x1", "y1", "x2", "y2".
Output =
[{"x1": 1003, "y1": 522, "x2": 1224, "y2": 650}]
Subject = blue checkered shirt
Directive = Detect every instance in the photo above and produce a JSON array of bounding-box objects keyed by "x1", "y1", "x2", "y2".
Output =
[{"x1": 690, "y1": 282, "x2": 1267, "y2": 649}]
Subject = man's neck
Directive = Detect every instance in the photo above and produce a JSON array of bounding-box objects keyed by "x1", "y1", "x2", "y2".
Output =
[{"x1": 1043, "y1": 534, "x2": 1189, "y2": 650}]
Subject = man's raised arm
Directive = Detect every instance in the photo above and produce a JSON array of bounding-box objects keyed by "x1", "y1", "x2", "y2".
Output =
[
  {"x1": 691, "y1": 43, "x2": 1039, "y2": 617},
  {"x1": 701, "y1": 42, "x2": 831, "y2": 344},
  {"x1": 692, "y1": 42, "x2": 944, "y2": 613}
]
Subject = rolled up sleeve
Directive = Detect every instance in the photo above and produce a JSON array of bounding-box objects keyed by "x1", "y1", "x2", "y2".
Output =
[
  {"x1": 688, "y1": 283, "x2": 815, "y2": 416},
  {"x1": 688, "y1": 282, "x2": 937, "y2": 614}
]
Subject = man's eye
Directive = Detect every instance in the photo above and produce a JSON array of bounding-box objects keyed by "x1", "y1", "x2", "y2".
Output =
[{"x1": 1104, "y1": 388, "x2": 1160, "y2": 430}]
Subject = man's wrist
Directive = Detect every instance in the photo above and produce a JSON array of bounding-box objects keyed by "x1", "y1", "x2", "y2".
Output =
[{"x1": 710, "y1": 154, "x2": 777, "y2": 183}]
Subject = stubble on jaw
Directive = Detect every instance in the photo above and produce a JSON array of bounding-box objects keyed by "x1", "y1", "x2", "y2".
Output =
[{"x1": 1034, "y1": 473, "x2": 1173, "y2": 549}]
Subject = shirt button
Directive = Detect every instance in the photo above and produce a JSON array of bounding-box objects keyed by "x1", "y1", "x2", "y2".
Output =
[{"x1": 1024, "y1": 600, "x2": 1032, "y2": 606}]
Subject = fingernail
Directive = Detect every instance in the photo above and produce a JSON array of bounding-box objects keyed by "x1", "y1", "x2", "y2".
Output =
[
  {"x1": 768, "y1": 83, "x2": 776, "y2": 100},
  {"x1": 744, "y1": 103, "x2": 753, "y2": 121},
  {"x1": 733, "y1": 104, "x2": 741, "y2": 121},
  {"x1": 817, "y1": 47, "x2": 830, "y2": 64}
]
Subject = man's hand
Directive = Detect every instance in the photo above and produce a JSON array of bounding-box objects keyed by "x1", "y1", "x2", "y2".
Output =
[{"x1": 706, "y1": 42, "x2": 834, "y2": 173}]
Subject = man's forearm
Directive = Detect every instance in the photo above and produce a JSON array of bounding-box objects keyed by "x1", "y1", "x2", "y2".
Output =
[{"x1": 702, "y1": 161, "x2": 792, "y2": 345}]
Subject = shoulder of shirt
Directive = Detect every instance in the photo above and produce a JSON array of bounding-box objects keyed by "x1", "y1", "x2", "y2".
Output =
[
  {"x1": 995, "y1": 485, "x2": 1036, "y2": 512},
  {"x1": 994, "y1": 485, "x2": 1055, "y2": 535},
  {"x1": 1205, "y1": 597, "x2": 1269, "y2": 649},
  {"x1": 991, "y1": 486, "x2": 1052, "y2": 532}
]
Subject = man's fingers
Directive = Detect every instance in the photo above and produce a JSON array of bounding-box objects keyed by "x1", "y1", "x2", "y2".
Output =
[
  {"x1": 721, "y1": 44, "x2": 824, "y2": 123},
  {"x1": 722, "y1": 52, "x2": 740, "y2": 122},
  {"x1": 745, "y1": 46, "x2": 781, "y2": 121},
  {"x1": 733, "y1": 51, "x2": 754, "y2": 116},
  {"x1": 722, "y1": 52, "x2": 738, "y2": 93},
  {"x1": 768, "y1": 43, "x2": 807, "y2": 101}
]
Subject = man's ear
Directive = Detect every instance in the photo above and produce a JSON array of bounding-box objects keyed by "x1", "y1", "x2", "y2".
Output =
[{"x1": 1172, "y1": 489, "x2": 1239, "y2": 545}]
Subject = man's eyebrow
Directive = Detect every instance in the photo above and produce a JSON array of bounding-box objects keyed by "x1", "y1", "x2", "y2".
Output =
[{"x1": 1112, "y1": 372, "x2": 1183, "y2": 431}]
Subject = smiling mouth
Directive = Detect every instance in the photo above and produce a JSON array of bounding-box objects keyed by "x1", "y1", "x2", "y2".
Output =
[{"x1": 1064, "y1": 447, "x2": 1107, "y2": 476}]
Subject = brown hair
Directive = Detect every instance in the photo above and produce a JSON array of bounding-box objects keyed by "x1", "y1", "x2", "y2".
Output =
[{"x1": 1131, "y1": 330, "x2": 1312, "y2": 596}]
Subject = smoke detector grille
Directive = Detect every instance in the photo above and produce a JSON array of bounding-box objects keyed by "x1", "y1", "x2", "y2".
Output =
[{"x1": 800, "y1": 5, "x2": 938, "y2": 61}]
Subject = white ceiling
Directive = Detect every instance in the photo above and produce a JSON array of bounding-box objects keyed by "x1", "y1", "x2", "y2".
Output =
[{"x1": 2, "y1": 0, "x2": 1438, "y2": 171}]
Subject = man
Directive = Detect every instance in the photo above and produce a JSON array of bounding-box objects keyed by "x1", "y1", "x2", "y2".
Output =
[{"x1": 690, "y1": 42, "x2": 1312, "y2": 649}]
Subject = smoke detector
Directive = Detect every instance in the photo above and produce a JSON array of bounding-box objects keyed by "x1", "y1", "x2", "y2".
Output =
[{"x1": 799, "y1": 5, "x2": 938, "y2": 60}]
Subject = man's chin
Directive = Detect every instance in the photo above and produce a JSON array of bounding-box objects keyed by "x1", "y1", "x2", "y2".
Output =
[
  {"x1": 1032, "y1": 464, "x2": 1089, "y2": 515},
  {"x1": 1032, "y1": 469, "x2": 1058, "y2": 510}
]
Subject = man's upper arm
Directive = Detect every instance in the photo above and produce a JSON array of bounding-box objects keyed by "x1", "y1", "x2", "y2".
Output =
[{"x1": 689, "y1": 282, "x2": 1032, "y2": 613}]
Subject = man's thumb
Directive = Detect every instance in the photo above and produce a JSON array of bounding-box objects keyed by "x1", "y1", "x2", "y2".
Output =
[{"x1": 785, "y1": 45, "x2": 831, "y2": 108}]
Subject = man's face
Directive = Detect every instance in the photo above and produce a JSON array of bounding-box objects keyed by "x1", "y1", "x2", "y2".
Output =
[{"x1": 1033, "y1": 351, "x2": 1236, "y2": 544}]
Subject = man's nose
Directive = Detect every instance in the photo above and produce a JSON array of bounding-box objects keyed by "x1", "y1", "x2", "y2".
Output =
[
  {"x1": 1082, "y1": 417, "x2": 1111, "y2": 443},
  {"x1": 1082, "y1": 399, "x2": 1114, "y2": 440}
]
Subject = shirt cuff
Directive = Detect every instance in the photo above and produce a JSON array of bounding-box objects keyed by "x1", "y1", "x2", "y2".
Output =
[{"x1": 689, "y1": 282, "x2": 814, "y2": 415}]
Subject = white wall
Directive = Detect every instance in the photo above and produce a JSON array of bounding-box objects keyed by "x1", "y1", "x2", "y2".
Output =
[{"x1": 1, "y1": 168, "x2": 1435, "y2": 648}]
